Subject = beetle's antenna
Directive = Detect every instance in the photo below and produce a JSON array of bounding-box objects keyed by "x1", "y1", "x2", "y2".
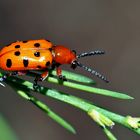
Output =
[
  {"x1": 76, "y1": 61, "x2": 109, "y2": 83},
  {"x1": 77, "y1": 50, "x2": 105, "y2": 59}
]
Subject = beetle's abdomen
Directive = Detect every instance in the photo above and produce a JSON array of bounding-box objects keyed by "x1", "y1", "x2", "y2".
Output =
[{"x1": 0, "y1": 49, "x2": 52, "y2": 71}]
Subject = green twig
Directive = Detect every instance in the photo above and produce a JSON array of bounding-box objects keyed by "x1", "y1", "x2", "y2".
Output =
[
  {"x1": 0, "y1": 70, "x2": 139, "y2": 140},
  {"x1": 28, "y1": 71, "x2": 133, "y2": 100},
  {"x1": 50, "y1": 70, "x2": 95, "y2": 84},
  {"x1": 10, "y1": 85, "x2": 76, "y2": 134},
  {"x1": 4, "y1": 76, "x2": 140, "y2": 135}
]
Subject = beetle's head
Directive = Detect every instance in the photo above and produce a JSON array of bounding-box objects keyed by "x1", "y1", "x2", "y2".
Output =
[
  {"x1": 52, "y1": 45, "x2": 76, "y2": 65},
  {"x1": 53, "y1": 46, "x2": 109, "y2": 83}
]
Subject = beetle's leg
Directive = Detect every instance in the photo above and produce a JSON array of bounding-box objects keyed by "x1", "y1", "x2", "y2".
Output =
[
  {"x1": 40, "y1": 71, "x2": 49, "y2": 81},
  {"x1": 33, "y1": 70, "x2": 49, "y2": 90},
  {"x1": 56, "y1": 67, "x2": 67, "y2": 81},
  {"x1": 0, "y1": 71, "x2": 19, "y2": 87},
  {"x1": 0, "y1": 71, "x2": 28, "y2": 87},
  {"x1": 50, "y1": 61, "x2": 67, "y2": 80},
  {"x1": 10, "y1": 71, "x2": 27, "y2": 76},
  {"x1": 0, "y1": 75, "x2": 7, "y2": 87},
  {"x1": 33, "y1": 76, "x2": 39, "y2": 90},
  {"x1": 17, "y1": 71, "x2": 27, "y2": 76},
  {"x1": 0, "y1": 72, "x2": 17, "y2": 87}
]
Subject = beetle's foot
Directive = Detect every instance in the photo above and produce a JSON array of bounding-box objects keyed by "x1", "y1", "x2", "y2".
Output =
[
  {"x1": 0, "y1": 75, "x2": 7, "y2": 87},
  {"x1": 33, "y1": 76, "x2": 40, "y2": 91},
  {"x1": 11, "y1": 71, "x2": 18, "y2": 76},
  {"x1": 33, "y1": 83, "x2": 39, "y2": 91},
  {"x1": 58, "y1": 75, "x2": 67, "y2": 81}
]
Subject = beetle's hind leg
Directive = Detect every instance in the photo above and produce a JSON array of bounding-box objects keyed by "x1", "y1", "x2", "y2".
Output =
[
  {"x1": 0, "y1": 71, "x2": 28, "y2": 87},
  {"x1": 0, "y1": 71, "x2": 19, "y2": 87},
  {"x1": 0, "y1": 75, "x2": 7, "y2": 87},
  {"x1": 2, "y1": 70, "x2": 38, "y2": 90},
  {"x1": 10, "y1": 71, "x2": 27, "y2": 76}
]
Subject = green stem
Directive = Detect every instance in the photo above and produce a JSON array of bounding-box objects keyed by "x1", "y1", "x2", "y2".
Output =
[
  {"x1": 50, "y1": 70, "x2": 95, "y2": 84},
  {"x1": 9, "y1": 85, "x2": 76, "y2": 134},
  {"x1": 27, "y1": 71, "x2": 133, "y2": 100},
  {"x1": 5, "y1": 77, "x2": 140, "y2": 135},
  {"x1": 29, "y1": 95, "x2": 76, "y2": 134},
  {"x1": 103, "y1": 128, "x2": 117, "y2": 140},
  {"x1": 0, "y1": 71, "x2": 133, "y2": 99}
]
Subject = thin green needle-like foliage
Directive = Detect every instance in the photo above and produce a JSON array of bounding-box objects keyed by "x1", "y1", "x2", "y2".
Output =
[
  {"x1": 28, "y1": 71, "x2": 133, "y2": 100},
  {"x1": 103, "y1": 128, "x2": 117, "y2": 140},
  {"x1": 10, "y1": 85, "x2": 76, "y2": 134},
  {"x1": 50, "y1": 70, "x2": 95, "y2": 84},
  {"x1": 0, "y1": 70, "x2": 140, "y2": 140},
  {"x1": 4, "y1": 76, "x2": 140, "y2": 134}
]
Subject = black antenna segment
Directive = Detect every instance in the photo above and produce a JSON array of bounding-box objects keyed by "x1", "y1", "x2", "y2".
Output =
[
  {"x1": 77, "y1": 50, "x2": 105, "y2": 59},
  {"x1": 76, "y1": 61, "x2": 109, "y2": 83}
]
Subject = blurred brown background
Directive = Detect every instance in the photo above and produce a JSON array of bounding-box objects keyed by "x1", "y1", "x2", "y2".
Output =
[{"x1": 0, "y1": 0, "x2": 140, "y2": 140}]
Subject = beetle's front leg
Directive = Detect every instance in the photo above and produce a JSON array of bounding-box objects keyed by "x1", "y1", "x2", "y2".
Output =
[{"x1": 56, "y1": 67, "x2": 67, "y2": 81}]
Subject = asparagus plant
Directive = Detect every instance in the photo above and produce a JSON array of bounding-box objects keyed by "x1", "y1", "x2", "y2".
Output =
[{"x1": 0, "y1": 70, "x2": 139, "y2": 140}]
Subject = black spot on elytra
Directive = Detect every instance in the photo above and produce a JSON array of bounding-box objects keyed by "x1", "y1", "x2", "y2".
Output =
[
  {"x1": 14, "y1": 51, "x2": 20, "y2": 56},
  {"x1": 15, "y1": 45, "x2": 20, "y2": 48},
  {"x1": 34, "y1": 43, "x2": 40, "y2": 47},
  {"x1": 6, "y1": 59, "x2": 12, "y2": 68},
  {"x1": 37, "y1": 65, "x2": 41, "y2": 69},
  {"x1": 23, "y1": 41, "x2": 28, "y2": 43},
  {"x1": 23, "y1": 58, "x2": 29, "y2": 67},
  {"x1": 46, "y1": 61, "x2": 50, "y2": 66},
  {"x1": 34, "y1": 52, "x2": 40, "y2": 57}
]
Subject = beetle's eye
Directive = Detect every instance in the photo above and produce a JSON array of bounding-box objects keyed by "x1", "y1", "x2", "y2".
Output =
[
  {"x1": 72, "y1": 50, "x2": 76, "y2": 55},
  {"x1": 71, "y1": 60, "x2": 77, "y2": 69}
]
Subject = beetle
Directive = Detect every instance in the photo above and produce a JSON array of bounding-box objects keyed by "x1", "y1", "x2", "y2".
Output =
[{"x1": 0, "y1": 39, "x2": 108, "y2": 88}]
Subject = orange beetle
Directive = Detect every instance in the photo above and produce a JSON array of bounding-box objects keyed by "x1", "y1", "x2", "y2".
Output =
[{"x1": 0, "y1": 39, "x2": 108, "y2": 88}]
